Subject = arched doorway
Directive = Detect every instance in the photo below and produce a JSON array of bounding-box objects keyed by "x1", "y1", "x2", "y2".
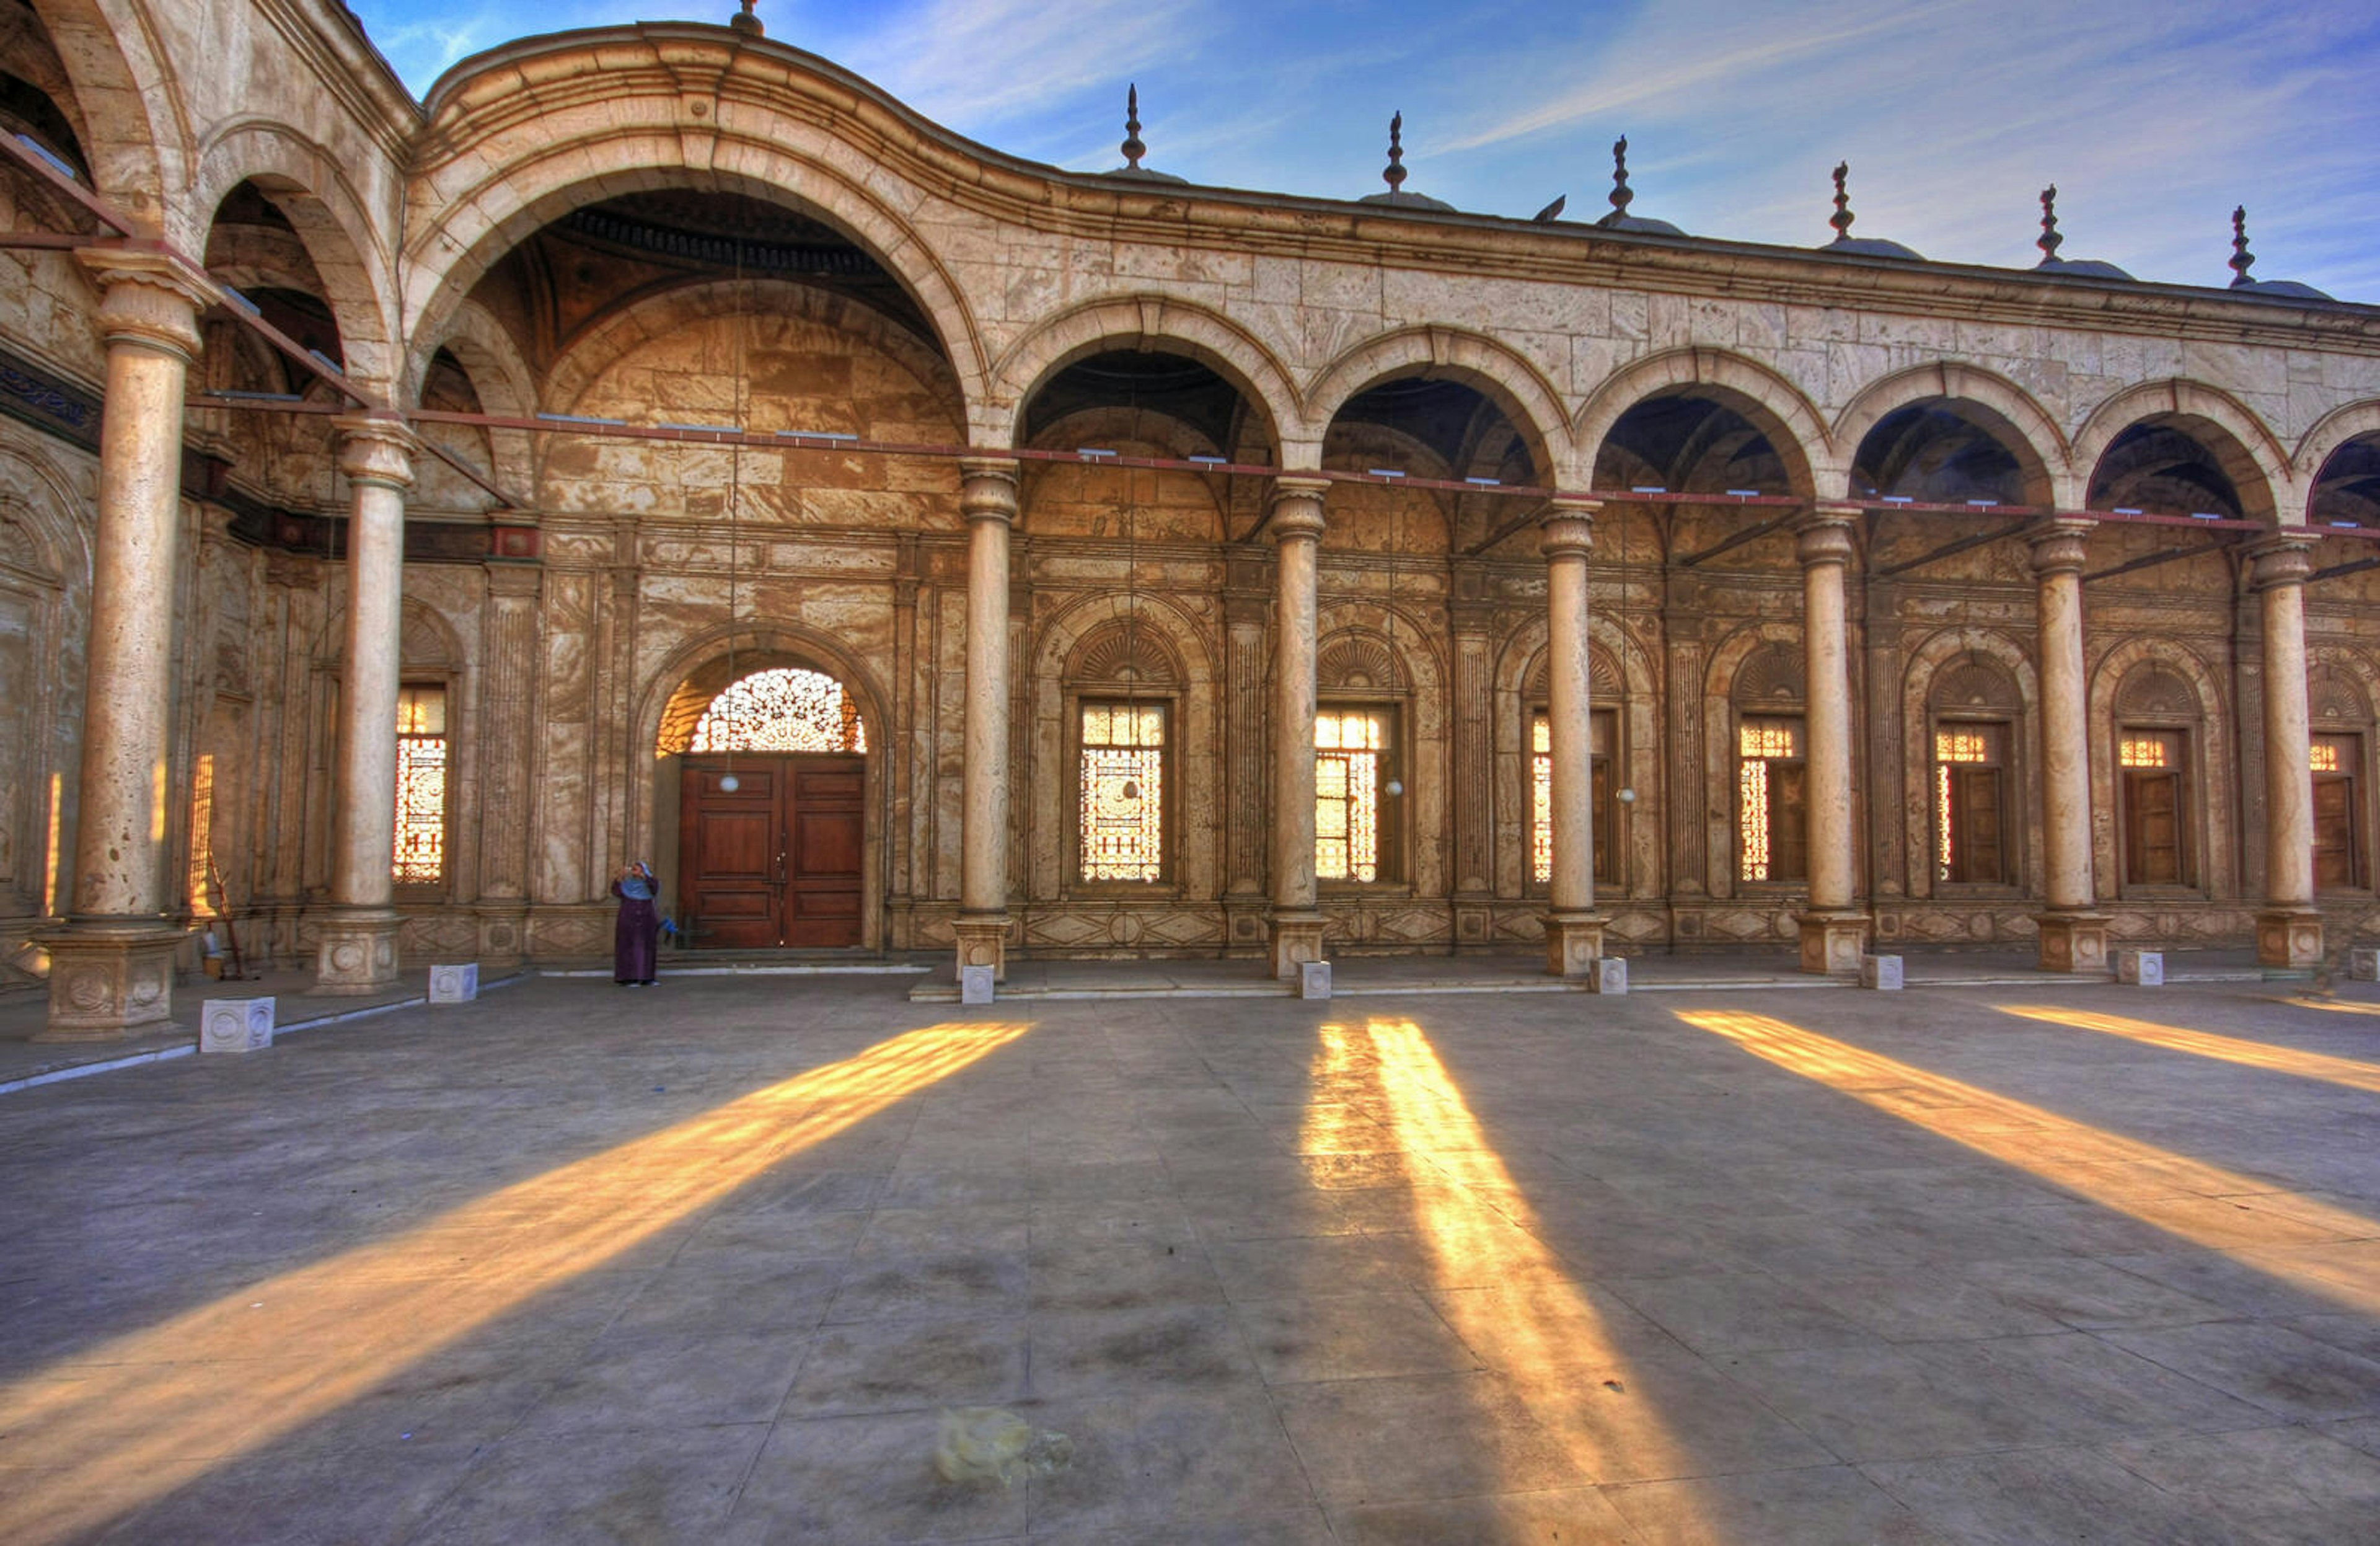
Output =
[{"x1": 663, "y1": 665, "x2": 868, "y2": 948}]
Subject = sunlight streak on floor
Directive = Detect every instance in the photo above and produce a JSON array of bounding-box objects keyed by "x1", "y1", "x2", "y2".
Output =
[
  {"x1": 2285, "y1": 994, "x2": 2380, "y2": 1019},
  {"x1": 0, "y1": 1020, "x2": 1030, "y2": 1546},
  {"x1": 1675, "y1": 1010, "x2": 2380, "y2": 1319},
  {"x1": 1306, "y1": 1017, "x2": 1715, "y2": 1522},
  {"x1": 1995, "y1": 1004, "x2": 2380, "y2": 1093}
]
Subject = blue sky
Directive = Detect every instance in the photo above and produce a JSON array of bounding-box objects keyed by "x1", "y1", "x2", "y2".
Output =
[{"x1": 350, "y1": 0, "x2": 2380, "y2": 301}]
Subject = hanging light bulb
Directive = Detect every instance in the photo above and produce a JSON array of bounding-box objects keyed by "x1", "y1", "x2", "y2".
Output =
[
  {"x1": 1618, "y1": 787, "x2": 1637, "y2": 804},
  {"x1": 719, "y1": 772, "x2": 741, "y2": 793},
  {"x1": 1120, "y1": 777, "x2": 1141, "y2": 802},
  {"x1": 1385, "y1": 777, "x2": 1405, "y2": 797}
]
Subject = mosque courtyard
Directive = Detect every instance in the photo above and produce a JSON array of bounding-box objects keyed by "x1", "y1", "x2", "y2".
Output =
[{"x1": 1, "y1": 970, "x2": 2376, "y2": 1544}]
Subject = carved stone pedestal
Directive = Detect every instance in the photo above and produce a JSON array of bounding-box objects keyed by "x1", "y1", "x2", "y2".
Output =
[
  {"x1": 1543, "y1": 912, "x2": 1609, "y2": 978},
  {"x1": 2034, "y1": 911, "x2": 2111, "y2": 974},
  {"x1": 474, "y1": 903, "x2": 530, "y2": 968},
  {"x1": 953, "y1": 915, "x2": 1008, "y2": 984},
  {"x1": 1269, "y1": 911, "x2": 1326, "y2": 980},
  {"x1": 35, "y1": 926, "x2": 180, "y2": 1041},
  {"x1": 1797, "y1": 909, "x2": 1871, "y2": 975},
  {"x1": 2256, "y1": 908, "x2": 2324, "y2": 971},
  {"x1": 314, "y1": 908, "x2": 402, "y2": 995}
]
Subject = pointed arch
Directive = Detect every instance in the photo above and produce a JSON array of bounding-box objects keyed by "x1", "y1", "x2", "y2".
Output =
[{"x1": 1573, "y1": 347, "x2": 1827, "y2": 498}]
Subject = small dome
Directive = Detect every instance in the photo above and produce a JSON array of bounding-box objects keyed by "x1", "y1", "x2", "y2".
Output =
[
  {"x1": 1105, "y1": 86, "x2": 1187, "y2": 187},
  {"x1": 1360, "y1": 188, "x2": 1455, "y2": 212},
  {"x1": 2235, "y1": 277, "x2": 2335, "y2": 301},
  {"x1": 1597, "y1": 210, "x2": 1685, "y2": 237},
  {"x1": 1105, "y1": 165, "x2": 1188, "y2": 186},
  {"x1": 1822, "y1": 234, "x2": 1924, "y2": 261},
  {"x1": 2036, "y1": 255, "x2": 2134, "y2": 281}
]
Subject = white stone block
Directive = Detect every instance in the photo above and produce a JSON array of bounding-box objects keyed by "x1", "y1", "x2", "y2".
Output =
[
  {"x1": 1299, "y1": 961, "x2": 1332, "y2": 1000},
  {"x1": 959, "y1": 964, "x2": 995, "y2": 1005},
  {"x1": 1589, "y1": 958, "x2": 1628, "y2": 995},
  {"x1": 2351, "y1": 948, "x2": 2379, "y2": 983},
  {"x1": 2115, "y1": 950, "x2": 2163, "y2": 986},
  {"x1": 428, "y1": 963, "x2": 479, "y2": 1004},
  {"x1": 201, "y1": 997, "x2": 275, "y2": 1054},
  {"x1": 1860, "y1": 954, "x2": 1903, "y2": 991}
]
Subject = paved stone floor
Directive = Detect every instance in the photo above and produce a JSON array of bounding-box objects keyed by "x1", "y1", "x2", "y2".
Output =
[{"x1": 1, "y1": 973, "x2": 2376, "y2": 1544}]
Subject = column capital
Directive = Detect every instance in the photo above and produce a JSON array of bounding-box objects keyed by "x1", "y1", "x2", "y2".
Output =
[
  {"x1": 1794, "y1": 506, "x2": 1858, "y2": 568},
  {"x1": 2025, "y1": 517, "x2": 2096, "y2": 577},
  {"x1": 2247, "y1": 531, "x2": 2318, "y2": 591},
  {"x1": 1540, "y1": 510, "x2": 1595, "y2": 561},
  {"x1": 77, "y1": 247, "x2": 211, "y2": 360},
  {"x1": 959, "y1": 456, "x2": 1020, "y2": 524},
  {"x1": 332, "y1": 414, "x2": 420, "y2": 492},
  {"x1": 1269, "y1": 475, "x2": 1328, "y2": 542}
]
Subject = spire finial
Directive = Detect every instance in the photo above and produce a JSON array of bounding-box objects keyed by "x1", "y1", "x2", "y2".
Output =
[
  {"x1": 2037, "y1": 184, "x2": 2063, "y2": 262},
  {"x1": 728, "y1": 0, "x2": 762, "y2": 36},
  {"x1": 1829, "y1": 161, "x2": 1854, "y2": 240},
  {"x1": 2229, "y1": 205, "x2": 2255, "y2": 286},
  {"x1": 1121, "y1": 84, "x2": 1145, "y2": 169},
  {"x1": 1383, "y1": 111, "x2": 1408, "y2": 194},
  {"x1": 1609, "y1": 135, "x2": 1634, "y2": 216}
]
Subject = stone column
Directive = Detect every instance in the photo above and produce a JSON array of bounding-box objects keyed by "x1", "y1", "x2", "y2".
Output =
[
  {"x1": 2252, "y1": 534, "x2": 2323, "y2": 970},
  {"x1": 1796, "y1": 506, "x2": 1869, "y2": 973},
  {"x1": 953, "y1": 458, "x2": 1018, "y2": 981},
  {"x1": 314, "y1": 416, "x2": 420, "y2": 994},
  {"x1": 1267, "y1": 476, "x2": 1329, "y2": 977},
  {"x1": 1541, "y1": 499, "x2": 1608, "y2": 974},
  {"x1": 38, "y1": 252, "x2": 209, "y2": 1040},
  {"x1": 2027, "y1": 519, "x2": 2109, "y2": 971}
]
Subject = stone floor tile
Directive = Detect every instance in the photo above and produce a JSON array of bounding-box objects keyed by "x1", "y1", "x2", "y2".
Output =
[
  {"x1": 1962, "y1": 1255, "x2": 2234, "y2": 1330},
  {"x1": 1025, "y1": 1304, "x2": 1260, "y2": 1398},
  {"x1": 1025, "y1": 1239, "x2": 1224, "y2": 1316},
  {"x1": 783, "y1": 1315, "x2": 1030, "y2": 1418},
  {"x1": 1604, "y1": 1463, "x2": 1954, "y2": 1545},
  {"x1": 726, "y1": 1409, "x2": 1028, "y2": 1544},
  {"x1": 2104, "y1": 1424, "x2": 2380, "y2": 1545},
  {"x1": 2103, "y1": 1322, "x2": 2380, "y2": 1421},
  {"x1": 1905, "y1": 1331, "x2": 2273, "y2": 1441},
  {"x1": 612, "y1": 1253, "x2": 845, "y2": 1335},
  {"x1": 410, "y1": 1423, "x2": 770, "y2": 1545},
  {"x1": 1603, "y1": 1270, "x2": 1878, "y2": 1355},
  {"x1": 1863, "y1": 1444, "x2": 2265, "y2": 1546},
  {"x1": 827, "y1": 1250, "x2": 1032, "y2": 1325},
  {"x1": 1021, "y1": 1389, "x2": 1319, "y2": 1536},
  {"x1": 1787, "y1": 1266, "x2": 2071, "y2": 1342},
  {"x1": 1230, "y1": 1289, "x2": 1481, "y2": 1384},
  {"x1": 87, "y1": 1442, "x2": 480, "y2": 1546},
  {"x1": 1204, "y1": 1232, "x2": 1430, "y2": 1301},
  {"x1": 1268, "y1": 1369, "x2": 1590, "y2": 1508},
  {"x1": 1723, "y1": 1343, "x2": 2047, "y2": 1463},
  {"x1": 1329, "y1": 1483, "x2": 1640, "y2": 1544},
  {"x1": 511, "y1": 1328, "x2": 811, "y2": 1436}
]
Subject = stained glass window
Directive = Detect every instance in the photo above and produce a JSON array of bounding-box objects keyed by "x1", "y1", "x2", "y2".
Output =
[
  {"x1": 1933, "y1": 723, "x2": 2006, "y2": 883},
  {"x1": 394, "y1": 684, "x2": 447, "y2": 886},
  {"x1": 1739, "y1": 715, "x2": 1803, "y2": 882},
  {"x1": 2118, "y1": 736, "x2": 2169, "y2": 769},
  {"x1": 1317, "y1": 707, "x2": 1388, "y2": 882},
  {"x1": 2311, "y1": 741, "x2": 2342, "y2": 773},
  {"x1": 692, "y1": 667, "x2": 868, "y2": 754},
  {"x1": 1080, "y1": 702, "x2": 1165, "y2": 881},
  {"x1": 188, "y1": 753, "x2": 216, "y2": 916},
  {"x1": 1531, "y1": 710, "x2": 1618, "y2": 886}
]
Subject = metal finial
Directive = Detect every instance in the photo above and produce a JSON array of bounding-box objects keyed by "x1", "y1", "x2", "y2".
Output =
[
  {"x1": 1829, "y1": 161, "x2": 1854, "y2": 239},
  {"x1": 2037, "y1": 185, "x2": 2063, "y2": 261},
  {"x1": 1609, "y1": 135, "x2": 1634, "y2": 216},
  {"x1": 1383, "y1": 111, "x2": 1408, "y2": 193},
  {"x1": 728, "y1": 0, "x2": 762, "y2": 36},
  {"x1": 2229, "y1": 205, "x2": 2255, "y2": 286},
  {"x1": 1121, "y1": 84, "x2": 1145, "y2": 169}
]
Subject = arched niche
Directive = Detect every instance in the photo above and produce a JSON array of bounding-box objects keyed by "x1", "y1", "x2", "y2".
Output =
[
  {"x1": 1315, "y1": 603, "x2": 1447, "y2": 899},
  {"x1": 1899, "y1": 634, "x2": 2040, "y2": 903},
  {"x1": 1492, "y1": 614, "x2": 1660, "y2": 909},
  {"x1": 2089, "y1": 643, "x2": 2233, "y2": 902}
]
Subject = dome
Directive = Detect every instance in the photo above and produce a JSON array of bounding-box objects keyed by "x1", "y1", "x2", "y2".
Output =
[
  {"x1": 1359, "y1": 112, "x2": 1456, "y2": 213},
  {"x1": 2036, "y1": 256, "x2": 2134, "y2": 281},
  {"x1": 2225, "y1": 206, "x2": 2332, "y2": 301},
  {"x1": 1593, "y1": 138, "x2": 1685, "y2": 236},
  {"x1": 1815, "y1": 163, "x2": 1920, "y2": 260},
  {"x1": 1360, "y1": 188, "x2": 1455, "y2": 212},
  {"x1": 1104, "y1": 87, "x2": 1188, "y2": 187},
  {"x1": 2235, "y1": 277, "x2": 2335, "y2": 301},
  {"x1": 1105, "y1": 164, "x2": 1188, "y2": 187}
]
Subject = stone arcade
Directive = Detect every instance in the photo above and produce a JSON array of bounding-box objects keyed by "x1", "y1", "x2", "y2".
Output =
[{"x1": 6, "y1": 3, "x2": 2380, "y2": 1038}]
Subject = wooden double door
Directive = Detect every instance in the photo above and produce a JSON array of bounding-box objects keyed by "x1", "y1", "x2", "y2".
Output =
[{"x1": 678, "y1": 754, "x2": 864, "y2": 948}]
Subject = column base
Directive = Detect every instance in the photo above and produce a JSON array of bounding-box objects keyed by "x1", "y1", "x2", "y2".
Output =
[
  {"x1": 1269, "y1": 911, "x2": 1327, "y2": 980},
  {"x1": 1543, "y1": 911, "x2": 1610, "y2": 978},
  {"x1": 33, "y1": 925, "x2": 180, "y2": 1041},
  {"x1": 1797, "y1": 909, "x2": 1871, "y2": 975},
  {"x1": 953, "y1": 916, "x2": 1010, "y2": 984},
  {"x1": 314, "y1": 909, "x2": 402, "y2": 995},
  {"x1": 474, "y1": 903, "x2": 530, "y2": 968},
  {"x1": 2033, "y1": 911, "x2": 2112, "y2": 974},
  {"x1": 2256, "y1": 908, "x2": 2324, "y2": 971}
]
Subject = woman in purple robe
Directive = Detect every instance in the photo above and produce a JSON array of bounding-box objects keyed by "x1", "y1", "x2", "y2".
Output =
[{"x1": 610, "y1": 861, "x2": 661, "y2": 986}]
